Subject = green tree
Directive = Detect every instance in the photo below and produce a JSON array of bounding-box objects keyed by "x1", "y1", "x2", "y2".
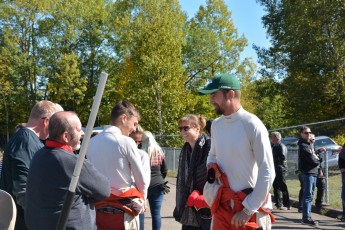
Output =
[
  {"x1": 37, "y1": 0, "x2": 110, "y2": 123},
  {"x1": 250, "y1": 76, "x2": 288, "y2": 130},
  {"x1": 0, "y1": 0, "x2": 50, "y2": 141},
  {"x1": 108, "y1": 0, "x2": 188, "y2": 146},
  {"x1": 47, "y1": 53, "x2": 87, "y2": 110},
  {"x1": 256, "y1": 0, "x2": 345, "y2": 125},
  {"x1": 182, "y1": 0, "x2": 256, "y2": 118}
]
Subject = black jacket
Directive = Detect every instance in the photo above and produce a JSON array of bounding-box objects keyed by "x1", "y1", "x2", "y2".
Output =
[
  {"x1": 338, "y1": 144, "x2": 345, "y2": 169},
  {"x1": 272, "y1": 142, "x2": 288, "y2": 173},
  {"x1": 149, "y1": 159, "x2": 167, "y2": 190},
  {"x1": 174, "y1": 134, "x2": 211, "y2": 228},
  {"x1": 298, "y1": 138, "x2": 320, "y2": 175}
]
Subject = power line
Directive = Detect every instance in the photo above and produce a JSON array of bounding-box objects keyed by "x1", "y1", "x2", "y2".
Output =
[{"x1": 270, "y1": 117, "x2": 345, "y2": 131}]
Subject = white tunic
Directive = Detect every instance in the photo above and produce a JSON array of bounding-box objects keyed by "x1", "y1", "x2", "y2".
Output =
[
  {"x1": 207, "y1": 107, "x2": 275, "y2": 212},
  {"x1": 87, "y1": 125, "x2": 149, "y2": 199}
]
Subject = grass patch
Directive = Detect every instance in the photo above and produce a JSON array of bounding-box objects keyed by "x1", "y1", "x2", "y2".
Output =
[{"x1": 286, "y1": 170, "x2": 343, "y2": 210}]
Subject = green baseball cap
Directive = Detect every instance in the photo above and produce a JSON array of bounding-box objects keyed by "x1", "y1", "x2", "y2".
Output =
[{"x1": 198, "y1": 73, "x2": 241, "y2": 95}]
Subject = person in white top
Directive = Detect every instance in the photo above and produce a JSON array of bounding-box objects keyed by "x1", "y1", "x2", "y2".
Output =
[
  {"x1": 87, "y1": 99, "x2": 149, "y2": 230},
  {"x1": 198, "y1": 73, "x2": 275, "y2": 230}
]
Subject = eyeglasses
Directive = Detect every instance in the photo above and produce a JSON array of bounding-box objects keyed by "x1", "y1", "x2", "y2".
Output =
[
  {"x1": 178, "y1": 126, "x2": 191, "y2": 132},
  {"x1": 303, "y1": 131, "x2": 312, "y2": 134}
]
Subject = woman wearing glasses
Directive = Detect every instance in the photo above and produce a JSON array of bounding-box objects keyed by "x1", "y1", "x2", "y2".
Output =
[{"x1": 173, "y1": 114, "x2": 211, "y2": 230}]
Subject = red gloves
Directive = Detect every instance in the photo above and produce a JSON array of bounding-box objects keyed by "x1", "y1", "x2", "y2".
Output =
[{"x1": 187, "y1": 190, "x2": 209, "y2": 210}]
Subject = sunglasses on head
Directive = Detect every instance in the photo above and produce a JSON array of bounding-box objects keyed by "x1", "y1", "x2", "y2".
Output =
[{"x1": 178, "y1": 126, "x2": 191, "y2": 132}]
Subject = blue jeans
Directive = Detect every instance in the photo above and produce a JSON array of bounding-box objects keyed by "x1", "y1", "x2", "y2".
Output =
[
  {"x1": 301, "y1": 173, "x2": 317, "y2": 220},
  {"x1": 148, "y1": 185, "x2": 164, "y2": 230},
  {"x1": 342, "y1": 172, "x2": 345, "y2": 217}
]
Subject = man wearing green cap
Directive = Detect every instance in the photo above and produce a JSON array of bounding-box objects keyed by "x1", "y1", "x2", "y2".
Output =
[{"x1": 199, "y1": 73, "x2": 275, "y2": 230}]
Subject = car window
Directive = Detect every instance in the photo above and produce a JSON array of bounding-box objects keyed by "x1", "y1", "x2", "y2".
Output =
[
  {"x1": 315, "y1": 138, "x2": 335, "y2": 148},
  {"x1": 281, "y1": 137, "x2": 298, "y2": 145}
]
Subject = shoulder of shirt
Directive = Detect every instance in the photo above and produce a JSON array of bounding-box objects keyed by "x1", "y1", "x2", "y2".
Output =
[
  {"x1": 138, "y1": 149, "x2": 148, "y2": 157},
  {"x1": 8, "y1": 128, "x2": 40, "y2": 146}
]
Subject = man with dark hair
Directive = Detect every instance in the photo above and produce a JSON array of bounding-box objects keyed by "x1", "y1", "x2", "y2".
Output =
[
  {"x1": 25, "y1": 111, "x2": 110, "y2": 229},
  {"x1": 87, "y1": 99, "x2": 149, "y2": 230},
  {"x1": 0, "y1": 100, "x2": 63, "y2": 229},
  {"x1": 271, "y1": 131, "x2": 290, "y2": 210},
  {"x1": 298, "y1": 126, "x2": 325, "y2": 227}
]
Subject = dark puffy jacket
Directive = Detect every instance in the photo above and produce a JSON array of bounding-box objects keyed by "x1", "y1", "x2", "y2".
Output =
[
  {"x1": 298, "y1": 138, "x2": 320, "y2": 175},
  {"x1": 338, "y1": 144, "x2": 345, "y2": 169},
  {"x1": 272, "y1": 142, "x2": 288, "y2": 173}
]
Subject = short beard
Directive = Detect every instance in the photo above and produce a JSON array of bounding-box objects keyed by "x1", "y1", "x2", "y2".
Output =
[
  {"x1": 74, "y1": 143, "x2": 81, "y2": 151},
  {"x1": 214, "y1": 104, "x2": 224, "y2": 115}
]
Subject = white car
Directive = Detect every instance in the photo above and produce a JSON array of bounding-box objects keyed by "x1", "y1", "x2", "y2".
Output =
[{"x1": 314, "y1": 136, "x2": 342, "y2": 169}]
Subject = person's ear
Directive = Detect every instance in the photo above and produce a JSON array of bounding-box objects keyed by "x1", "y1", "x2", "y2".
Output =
[
  {"x1": 228, "y1": 90, "x2": 235, "y2": 99},
  {"x1": 42, "y1": 117, "x2": 50, "y2": 128},
  {"x1": 61, "y1": 131, "x2": 68, "y2": 143},
  {"x1": 120, "y1": 114, "x2": 127, "y2": 124}
]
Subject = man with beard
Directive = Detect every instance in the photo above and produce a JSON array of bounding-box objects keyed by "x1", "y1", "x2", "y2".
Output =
[
  {"x1": 25, "y1": 111, "x2": 110, "y2": 229},
  {"x1": 199, "y1": 73, "x2": 275, "y2": 230}
]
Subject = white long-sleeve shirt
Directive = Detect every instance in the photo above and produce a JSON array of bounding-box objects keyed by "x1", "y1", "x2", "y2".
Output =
[
  {"x1": 137, "y1": 149, "x2": 151, "y2": 191},
  {"x1": 87, "y1": 125, "x2": 149, "y2": 199},
  {"x1": 207, "y1": 107, "x2": 275, "y2": 212}
]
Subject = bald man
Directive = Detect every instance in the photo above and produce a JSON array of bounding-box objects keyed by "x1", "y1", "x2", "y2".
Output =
[{"x1": 25, "y1": 111, "x2": 110, "y2": 230}]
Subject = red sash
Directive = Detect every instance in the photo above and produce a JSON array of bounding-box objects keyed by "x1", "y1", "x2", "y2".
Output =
[
  {"x1": 209, "y1": 164, "x2": 275, "y2": 230},
  {"x1": 95, "y1": 188, "x2": 143, "y2": 230}
]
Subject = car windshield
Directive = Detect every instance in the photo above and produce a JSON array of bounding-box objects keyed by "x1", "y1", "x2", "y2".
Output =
[{"x1": 314, "y1": 138, "x2": 336, "y2": 148}]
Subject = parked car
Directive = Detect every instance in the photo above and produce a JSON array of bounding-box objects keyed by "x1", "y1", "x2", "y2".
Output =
[
  {"x1": 281, "y1": 137, "x2": 299, "y2": 148},
  {"x1": 314, "y1": 136, "x2": 342, "y2": 169}
]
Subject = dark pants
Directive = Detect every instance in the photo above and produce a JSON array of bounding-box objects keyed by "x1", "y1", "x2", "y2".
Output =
[
  {"x1": 315, "y1": 177, "x2": 325, "y2": 206},
  {"x1": 15, "y1": 205, "x2": 27, "y2": 230},
  {"x1": 341, "y1": 172, "x2": 345, "y2": 217},
  {"x1": 298, "y1": 173, "x2": 303, "y2": 210},
  {"x1": 273, "y1": 171, "x2": 290, "y2": 208}
]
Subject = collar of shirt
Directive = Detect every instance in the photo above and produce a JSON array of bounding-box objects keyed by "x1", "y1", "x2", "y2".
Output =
[
  {"x1": 222, "y1": 106, "x2": 244, "y2": 121},
  {"x1": 103, "y1": 125, "x2": 122, "y2": 134}
]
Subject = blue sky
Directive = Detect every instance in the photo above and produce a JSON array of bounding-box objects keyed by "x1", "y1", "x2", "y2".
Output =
[{"x1": 179, "y1": 0, "x2": 271, "y2": 65}]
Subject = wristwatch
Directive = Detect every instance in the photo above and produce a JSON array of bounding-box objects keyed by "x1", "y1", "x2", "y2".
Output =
[{"x1": 242, "y1": 207, "x2": 254, "y2": 216}]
